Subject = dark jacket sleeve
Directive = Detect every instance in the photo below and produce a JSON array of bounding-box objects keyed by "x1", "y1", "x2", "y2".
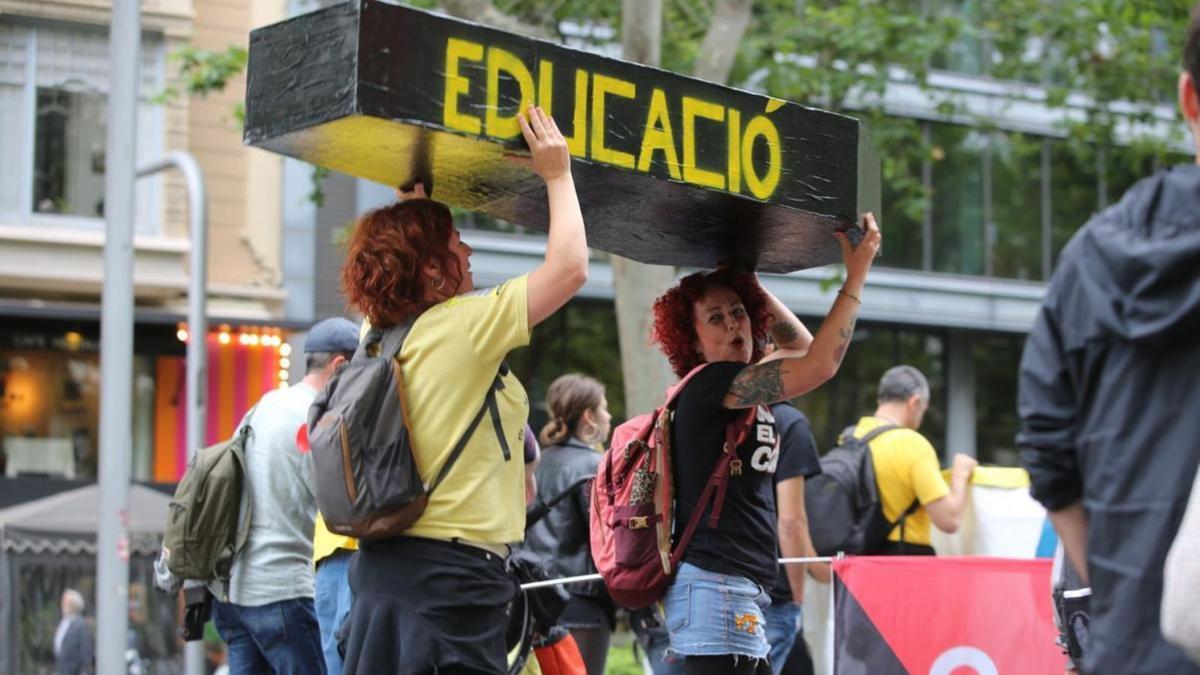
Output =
[{"x1": 1017, "y1": 297, "x2": 1083, "y2": 512}]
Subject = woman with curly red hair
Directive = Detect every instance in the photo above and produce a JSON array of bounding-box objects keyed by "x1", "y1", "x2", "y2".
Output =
[
  {"x1": 652, "y1": 215, "x2": 882, "y2": 675},
  {"x1": 335, "y1": 105, "x2": 589, "y2": 675}
]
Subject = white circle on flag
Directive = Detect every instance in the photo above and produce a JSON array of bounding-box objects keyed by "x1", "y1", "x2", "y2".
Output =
[{"x1": 929, "y1": 646, "x2": 998, "y2": 675}]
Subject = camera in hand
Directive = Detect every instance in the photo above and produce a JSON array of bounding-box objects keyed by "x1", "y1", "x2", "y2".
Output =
[{"x1": 179, "y1": 586, "x2": 212, "y2": 642}]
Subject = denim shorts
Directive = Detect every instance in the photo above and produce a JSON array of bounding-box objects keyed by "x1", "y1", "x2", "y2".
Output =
[{"x1": 664, "y1": 562, "x2": 771, "y2": 660}]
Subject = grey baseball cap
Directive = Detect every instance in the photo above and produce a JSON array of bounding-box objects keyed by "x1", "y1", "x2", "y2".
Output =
[{"x1": 303, "y1": 317, "x2": 360, "y2": 354}]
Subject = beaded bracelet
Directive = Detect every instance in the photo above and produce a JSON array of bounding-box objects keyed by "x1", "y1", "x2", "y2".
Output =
[{"x1": 838, "y1": 288, "x2": 862, "y2": 304}]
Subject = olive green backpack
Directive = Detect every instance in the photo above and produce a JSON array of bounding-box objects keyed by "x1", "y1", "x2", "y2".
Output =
[{"x1": 161, "y1": 411, "x2": 255, "y2": 585}]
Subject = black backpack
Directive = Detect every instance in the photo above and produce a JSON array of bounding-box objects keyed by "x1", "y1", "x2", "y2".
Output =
[
  {"x1": 805, "y1": 424, "x2": 917, "y2": 555},
  {"x1": 307, "y1": 323, "x2": 510, "y2": 540}
]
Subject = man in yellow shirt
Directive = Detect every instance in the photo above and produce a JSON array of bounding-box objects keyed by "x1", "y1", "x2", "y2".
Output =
[
  {"x1": 313, "y1": 517, "x2": 356, "y2": 675},
  {"x1": 853, "y1": 365, "x2": 977, "y2": 555}
]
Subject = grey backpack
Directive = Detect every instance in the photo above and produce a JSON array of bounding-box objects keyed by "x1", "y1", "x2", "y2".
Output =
[{"x1": 307, "y1": 324, "x2": 510, "y2": 540}]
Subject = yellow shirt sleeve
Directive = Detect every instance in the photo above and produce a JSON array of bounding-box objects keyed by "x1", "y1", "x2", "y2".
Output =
[
  {"x1": 454, "y1": 275, "x2": 530, "y2": 366},
  {"x1": 909, "y1": 437, "x2": 951, "y2": 505}
]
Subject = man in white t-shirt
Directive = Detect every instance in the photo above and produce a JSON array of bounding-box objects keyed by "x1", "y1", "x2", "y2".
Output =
[{"x1": 210, "y1": 317, "x2": 359, "y2": 674}]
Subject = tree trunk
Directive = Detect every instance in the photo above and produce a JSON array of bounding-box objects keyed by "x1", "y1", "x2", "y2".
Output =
[
  {"x1": 612, "y1": 0, "x2": 680, "y2": 418},
  {"x1": 611, "y1": 0, "x2": 755, "y2": 417},
  {"x1": 438, "y1": 0, "x2": 552, "y2": 38},
  {"x1": 693, "y1": 0, "x2": 754, "y2": 84}
]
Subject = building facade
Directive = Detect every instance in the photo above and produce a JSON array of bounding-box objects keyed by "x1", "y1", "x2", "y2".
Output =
[{"x1": 0, "y1": 0, "x2": 294, "y2": 488}]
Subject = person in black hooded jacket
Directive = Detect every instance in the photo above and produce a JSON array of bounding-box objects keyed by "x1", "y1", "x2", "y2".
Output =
[{"x1": 1018, "y1": 6, "x2": 1200, "y2": 673}]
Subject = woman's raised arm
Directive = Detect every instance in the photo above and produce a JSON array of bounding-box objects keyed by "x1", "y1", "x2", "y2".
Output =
[
  {"x1": 521, "y1": 104, "x2": 589, "y2": 329},
  {"x1": 723, "y1": 213, "x2": 881, "y2": 409}
]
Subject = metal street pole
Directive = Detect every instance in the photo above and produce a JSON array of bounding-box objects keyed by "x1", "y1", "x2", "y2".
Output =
[
  {"x1": 136, "y1": 153, "x2": 208, "y2": 675},
  {"x1": 97, "y1": 0, "x2": 140, "y2": 672}
]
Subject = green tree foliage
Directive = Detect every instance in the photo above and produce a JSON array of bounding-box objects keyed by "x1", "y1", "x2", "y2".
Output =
[
  {"x1": 158, "y1": 2, "x2": 1193, "y2": 239},
  {"x1": 151, "y1": 45, "x2": 249, "y2": 123}
]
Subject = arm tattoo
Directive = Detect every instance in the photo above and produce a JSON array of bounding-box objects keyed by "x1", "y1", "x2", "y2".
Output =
[
  {"x1": 728, "y1": 360, "x2": 785, "y2": 407},
  {"x1": 832, "y1": 315, "x2": 858, "y2": 363},
  {"x1": 770, "y1": 319, "x2": 800, "y2": 347}
]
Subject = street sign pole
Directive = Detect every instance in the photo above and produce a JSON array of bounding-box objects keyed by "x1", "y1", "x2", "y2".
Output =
[{"x1": 96, "y1": 0, "x2": 140, "y2": 672}]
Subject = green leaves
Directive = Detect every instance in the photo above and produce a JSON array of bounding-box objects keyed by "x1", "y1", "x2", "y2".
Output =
[{"x1": 152, "y1": 45, "x2": 249, "y2": 104}]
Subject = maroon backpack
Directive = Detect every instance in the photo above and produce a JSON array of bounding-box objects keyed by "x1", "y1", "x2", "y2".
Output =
[{"x1": 589, "y1": 365, "x2": 755, "y2": 609}]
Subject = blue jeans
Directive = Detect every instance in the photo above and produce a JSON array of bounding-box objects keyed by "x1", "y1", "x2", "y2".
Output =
[
  {"x1": 315, "y1": 550, "x2": 354, "y2": 675},
  {"x1": 764, "y1": 601, "x2": 803, "y2": 675},
  {"x1": 664, "y1": 562, "x2": 771, "y2": 660},
  {"x1": 212, "y1": 597, "x2": 325, "y2": 675}
]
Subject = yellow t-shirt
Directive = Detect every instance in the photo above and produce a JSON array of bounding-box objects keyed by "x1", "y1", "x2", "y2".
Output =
[
  {"x1": 854, "y1": 416, "x2": 950, "y2": 546},
  {"x1": 313, "y1": 514, "x2": 357, "y2": 564},
  {"x1": 399, "y1": 275, "x2": 531, "y2": 544}
]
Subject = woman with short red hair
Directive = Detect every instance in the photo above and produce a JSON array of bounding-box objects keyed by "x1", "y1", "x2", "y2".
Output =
[
  {"x1": 336, "y1": 105, "x2": 588, "y2": 675},
  {"x1": 651, "y1": 216, "x2": 881, "y2": 675}
]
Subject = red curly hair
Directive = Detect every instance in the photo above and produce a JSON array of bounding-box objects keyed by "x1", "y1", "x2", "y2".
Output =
[
  {"x1": 651, "y1": 270, "x2": 772, "y2": 378},
  {"x1": 340, "y1": 199, "x2": 463, "y2": 328}
]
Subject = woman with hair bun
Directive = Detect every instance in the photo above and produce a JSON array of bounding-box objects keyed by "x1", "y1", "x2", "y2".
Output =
[{"x1": 524, "y1": 373, "x2": 613, "y2": 675}]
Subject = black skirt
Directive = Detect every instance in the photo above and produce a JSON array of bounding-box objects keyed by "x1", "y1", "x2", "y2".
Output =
[{"x1": 341, "y1": 536, "x2": 516, "y2": 675}]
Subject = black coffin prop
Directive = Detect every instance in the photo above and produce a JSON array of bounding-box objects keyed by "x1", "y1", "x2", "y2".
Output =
[{"x1": 244, "y1": 0, "x2": 879, "y2": 273}]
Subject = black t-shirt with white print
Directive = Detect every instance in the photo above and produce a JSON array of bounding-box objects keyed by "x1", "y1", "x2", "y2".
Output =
[{"x1": 671, "y1": 361, "x2": 780, "y2": 589}]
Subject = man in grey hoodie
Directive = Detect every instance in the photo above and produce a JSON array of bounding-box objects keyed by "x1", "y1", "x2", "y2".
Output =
[{"x1": 1018, "y1": 6, "x2": 1200, "y2": 673}]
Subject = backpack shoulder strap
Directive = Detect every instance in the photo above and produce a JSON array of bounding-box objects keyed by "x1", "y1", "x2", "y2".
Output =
[
  {"x1": 228, "y1": 405, "x2": 259, "y2": 557},
  {"x1": 360, "y1": 321, "x2": 412, "y2": 360},
  {"x1": 426, "y1": 363, "x2": 511, "y2": 494},
  {"x1": 856, "y1": 423, "x2": 900, "y2": 445},
  {"x1": 662, "y1": 363, "x2": 711, "y2": 409}
]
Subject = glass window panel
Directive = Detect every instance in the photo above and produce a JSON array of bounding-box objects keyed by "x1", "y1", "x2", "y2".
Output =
[
  {"x1": 991, "y1": 132, "x2": 1045, "y2": 281},
  {"x1": 973, "y1": 333, "x2": 1023, "y2": 467},
  {"x1": 931, "y1": 123, "x2": 985, "y2": 276},
  {"x1": 868, "y1": 115, "x2": 925, "y2": 271},
  {"x1": 1049, "y1": 141, "x2": 1100, "y2": 268},
  {"x1": 0, "y1": 83, "x2": 23, "y2": 212},
  {"x1": 0, "y1": 19, "x2": 28, "y2": 84},
  {"x1": 506, "y1": 299, "x2": 625, "y2": 427},
  {"x1": 796, "y1": 324, "x2": 947, "y2": 460},
  {"x1": 929, "y1": 0, "x2": 984, "y2": 75},
  {"x1": 33, "y1": 87, "x2": 108, "y2": 217},
  {"x1": 0, "y1": 343, "x2": 155, "y2": 481}
]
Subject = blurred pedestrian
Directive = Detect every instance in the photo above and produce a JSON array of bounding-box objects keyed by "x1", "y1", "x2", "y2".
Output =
[
  {"x1": 54, "y1": 588, "x2": 92, "y2": 675},
  {"x1": 524, "y1": 374, "x2": 613, "y2": 675}
]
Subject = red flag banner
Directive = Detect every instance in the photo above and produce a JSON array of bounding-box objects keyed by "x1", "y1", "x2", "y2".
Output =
[{"x1": 833, "y1": 557, "x2": 1063, "y2": 674}]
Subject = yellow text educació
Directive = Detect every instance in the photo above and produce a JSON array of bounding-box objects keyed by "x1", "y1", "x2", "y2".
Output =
[{"x1": 442, "y1": 37, "x2": 783, "y2": 200}]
